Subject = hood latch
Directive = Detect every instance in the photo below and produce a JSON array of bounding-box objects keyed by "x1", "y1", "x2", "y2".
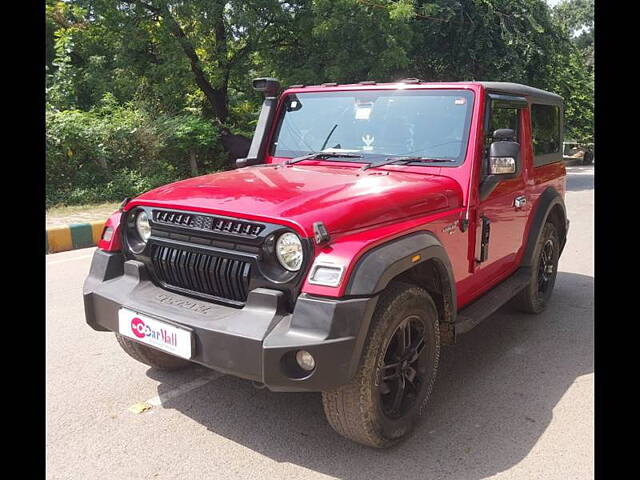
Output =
[{"x1": 313, "y1": 222, "x2": 331, "y2": 245}]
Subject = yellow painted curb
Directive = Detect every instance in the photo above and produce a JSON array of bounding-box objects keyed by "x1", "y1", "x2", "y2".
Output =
[
  {"x1": 46, "y1": 219, "x2": 107, "y2": 254},
  {"x1": 90, "y1": 220, "x2": 106, "y2": 245},
  {"x1": 46, "y1": 225, "x2": 73, "y2": 254}
]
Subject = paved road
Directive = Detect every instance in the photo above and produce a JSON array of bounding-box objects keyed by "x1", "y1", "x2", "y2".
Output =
[{"x1": 46, "y1": 165, "x2": 593, "y2": 480}]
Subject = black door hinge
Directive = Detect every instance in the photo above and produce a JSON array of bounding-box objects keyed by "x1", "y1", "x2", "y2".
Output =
[{"x1": 475, "y1": 215, "x2": 490, "y2": 263}]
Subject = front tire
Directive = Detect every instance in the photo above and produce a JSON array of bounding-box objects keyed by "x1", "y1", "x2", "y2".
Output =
[
  {"x1": 512, "y1": 222, "x2": 560, "y2": 314},
  {"x1": 321, "y1": 282, "x2": 440, "y2": 448},
  {"x1": 115, "y1": 333, "x2": 192, "y2": 371}
]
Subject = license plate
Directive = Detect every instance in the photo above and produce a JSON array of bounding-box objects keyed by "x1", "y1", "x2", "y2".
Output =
[{"x1": 118, "y1": 308, "x2": 193, "y2": 359}]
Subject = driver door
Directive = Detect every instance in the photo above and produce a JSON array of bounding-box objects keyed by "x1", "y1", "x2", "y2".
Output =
[{"x1": 473, "y1": 95, "x2": 531, "y2": 289}]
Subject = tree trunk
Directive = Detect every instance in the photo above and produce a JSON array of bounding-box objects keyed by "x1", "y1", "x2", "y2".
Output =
[
  {"x1": 131, "y1": 1, "x2": 230, "y2": 125},
  {"x1": 159, "y1": 5, "x2": 229, "y2": 124},
  {"x1": 189, "y1": 151, "x2": 199, "y2": 177}
]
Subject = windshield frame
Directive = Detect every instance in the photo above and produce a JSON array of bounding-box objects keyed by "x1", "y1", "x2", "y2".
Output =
[{"x1": 268, "y1": 88, "x2": 476, "y2": 168}]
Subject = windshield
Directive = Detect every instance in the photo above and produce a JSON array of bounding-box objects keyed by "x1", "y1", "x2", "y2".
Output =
[{"x1": 270, "y1": 89, "x2": 475, "y2": 165}]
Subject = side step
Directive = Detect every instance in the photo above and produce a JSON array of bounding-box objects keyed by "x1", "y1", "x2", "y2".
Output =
[{"x1": 455, "y1": 267, "x2": 531, "y2": 335}]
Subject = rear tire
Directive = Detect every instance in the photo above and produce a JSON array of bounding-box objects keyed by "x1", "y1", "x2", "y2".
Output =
[
  {"x1": 512, "y1": 222, "x2": 560, "y2": 314},
  {"x1": 582, "y1": 150, "x2": 593, "y2": 165},
  {"x1": 115, "y1": 333, "x2": 192, "y2": 371},
  {"x1": 321, "y1": 282, "x2": 440, "y2": 448}
]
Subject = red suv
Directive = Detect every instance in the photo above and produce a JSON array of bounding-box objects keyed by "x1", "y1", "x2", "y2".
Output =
[{"x1": 84, "y1": 78, "x2": 568, "y2": 447}]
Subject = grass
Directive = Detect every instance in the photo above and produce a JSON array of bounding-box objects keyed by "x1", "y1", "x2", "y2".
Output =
[
  {"x1": 46, "y1": 201, "x2": 121, "y2": 217},
  {"x1": 46, "y1": 201, "x2": 121, "y2": 227}
]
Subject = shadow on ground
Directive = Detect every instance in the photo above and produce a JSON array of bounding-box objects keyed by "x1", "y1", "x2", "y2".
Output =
[{"x1": 146, "y1": 270, "x2": 592, "y2": 480}]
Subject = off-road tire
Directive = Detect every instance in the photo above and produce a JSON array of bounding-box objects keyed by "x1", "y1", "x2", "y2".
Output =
[
  {"x1": 321, "y1": 282, "x2": 440, "y2": 448},
  {"x1": 512, "y1": 222, "x2": 560, "y2": 314},
  {"x1": 582, "y1": 150, "x2": 593, "y2": 165},
  {"x1": 115, "y1": 333, "x2": 192, "y2": 370}
]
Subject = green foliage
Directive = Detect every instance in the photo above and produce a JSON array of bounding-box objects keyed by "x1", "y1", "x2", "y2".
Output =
[
  {"x1": 46, "y1": 103, "x2": 226, "y2": 207},
  {"x1": 552, "y1": 0, "x2": 594, "y2": 70}
]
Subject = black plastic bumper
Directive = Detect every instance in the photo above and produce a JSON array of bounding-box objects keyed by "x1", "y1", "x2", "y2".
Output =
[{"x1": 83, "y1": 250, "x2": 378, "y2": 392}]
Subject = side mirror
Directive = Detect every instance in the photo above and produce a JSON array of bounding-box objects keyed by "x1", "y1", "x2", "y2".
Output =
[
  {"x1": 488, "y1": 139, "x2": 520, "y2": 178},
  {"x1": 492, "y1": 128, "x2": 516, "y2": 142},
  {"x1": 488, "y1": 156, "x2": 516, "y2": 175},
  {"x1": 479, "y1": 137, "x2": 521, "y2": 201}
]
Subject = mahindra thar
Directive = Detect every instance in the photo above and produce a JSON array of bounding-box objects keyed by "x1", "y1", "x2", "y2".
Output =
[{"x1": 84, "y1": 78, "x2": 568, "y2": 447}]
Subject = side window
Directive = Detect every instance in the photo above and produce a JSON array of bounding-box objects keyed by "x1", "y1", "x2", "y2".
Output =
[
  {"x1": 485, "y1": 103, "x2": 520, "y2": 149},
  {"x1": 483, "y1": 98, "x2": 523, "y2": 179},
  {"x1": 531, "y1": 103, "x2": 562, "y2": 166},
  {"x1": 487, "y1": 104, "x2": 520, "y2": 142}
]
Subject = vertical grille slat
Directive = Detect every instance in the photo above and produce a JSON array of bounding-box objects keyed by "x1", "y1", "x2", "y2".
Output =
[{"x1": 150, "y1": 245, "x2": 251, "y2": 303}]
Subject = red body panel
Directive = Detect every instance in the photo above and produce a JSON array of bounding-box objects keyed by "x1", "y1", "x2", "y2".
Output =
[
  {"x1": 97, "y1": 211, "x2": 122, "y2": 252},
  {"x1": 126, "y1": 164, "x2": 462, "y2": 238},
  {"x1": 115, "y1": 81, "x2": 565, "y2": 311}
]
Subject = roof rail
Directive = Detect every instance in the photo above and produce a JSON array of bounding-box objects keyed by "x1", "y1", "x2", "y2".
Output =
[
  {"x1": 321, "y1": 82, "x2": 338, "y2": 87},
  {"x1": 358, "y1": 80, "x2": 376, "y2": 85},
  {"x1": 288, "y1": 84, "x2": 305, "y2": 88},
  {"x1": 398, "y1": 78, "x2": 423, "y2": 84}
]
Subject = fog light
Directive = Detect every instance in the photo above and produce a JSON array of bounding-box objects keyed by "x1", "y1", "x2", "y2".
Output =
[{"x1": 295, "y1": 350, "x2": 315, "y2": 371}]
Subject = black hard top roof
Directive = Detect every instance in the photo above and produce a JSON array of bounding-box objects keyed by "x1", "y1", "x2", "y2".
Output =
[
  {"x1": 475, "y1": 82, "x2": 563, "y2": 105},
  {"x1": 285, "y1": 80, "x2": 563, "y2": 105}
]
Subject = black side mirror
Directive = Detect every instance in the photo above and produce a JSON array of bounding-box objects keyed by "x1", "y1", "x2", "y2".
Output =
[
  {"x1": 492, "y1": 128, "x2": 516, "y2": 142},
  {"x1": 487, "y1": 140, "x2": 520, "y2": 178},
  {"x1": 479, "y1": 136, "x2": 521, "y2": 201}
]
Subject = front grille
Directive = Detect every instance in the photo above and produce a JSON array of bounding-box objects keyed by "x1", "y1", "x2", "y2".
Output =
[
  {"x1": 153, "y1": 210, "x2": 264, "y2": 237},
  {"x1": 150, "y1": 244, "x2": 251, "y2": 303}
]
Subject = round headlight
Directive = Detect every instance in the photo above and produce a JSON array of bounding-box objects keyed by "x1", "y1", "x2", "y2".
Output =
[
  {"x1": 275, "y1": 232, "x2": 303, "y2": 271},
  {"x1": 135, "y1": 211, "x2": 151, "y2": 242}
]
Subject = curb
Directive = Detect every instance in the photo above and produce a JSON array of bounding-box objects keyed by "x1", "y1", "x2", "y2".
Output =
[{"x1": 46, "y1": 220, "x2": 106, "y2": 254}]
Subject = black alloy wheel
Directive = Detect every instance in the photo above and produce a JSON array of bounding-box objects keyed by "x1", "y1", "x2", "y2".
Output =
[
  {"x1": 378, "y1": 315, "x2": 427, "y2": 419},
  {"x1": 512, "y1": 221, "x2": 560, "y2": 314},
  {"x1": 537, "y1": 238, "x2": 556, "y2": 297}
]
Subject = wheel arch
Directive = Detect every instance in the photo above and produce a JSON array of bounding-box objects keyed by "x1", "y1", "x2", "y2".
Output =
[
  {"x1": 521, "y1": 187, "x2": 568, "y2": 268},
  {"x1": 345, "y1": 232, "x2": 457, "y2": 343}
]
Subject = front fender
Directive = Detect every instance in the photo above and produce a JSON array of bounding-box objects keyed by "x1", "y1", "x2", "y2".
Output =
[{"x1": 345, "y1": 232, "x2": 455, "y2": 298}]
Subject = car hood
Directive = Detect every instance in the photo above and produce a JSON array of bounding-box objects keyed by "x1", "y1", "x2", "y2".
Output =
[{"x1": 129, "y1": 164, "x2": 463, "y2": 236}]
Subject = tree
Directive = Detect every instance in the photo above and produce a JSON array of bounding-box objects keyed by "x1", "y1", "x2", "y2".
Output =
[
  {"x1": 552, "y1": 0, "x2": 593, "y2": 69},
  {"x1": 551, "y1": 0, "x2": 594, "y2": 142}
]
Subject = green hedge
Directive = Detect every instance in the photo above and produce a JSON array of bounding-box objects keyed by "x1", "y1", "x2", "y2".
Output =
[{"x1": 46, "y1": 103, "x2": 229, "y2": 207}]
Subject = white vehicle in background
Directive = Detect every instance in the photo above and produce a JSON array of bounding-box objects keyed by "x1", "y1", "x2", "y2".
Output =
[{"x1": 563, "y1": 140, "x2": 594, "y2": 165}]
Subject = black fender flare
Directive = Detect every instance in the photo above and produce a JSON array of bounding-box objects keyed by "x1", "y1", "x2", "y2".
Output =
[
  {"x1": 520, "y1": 187, "x2": 568, "y2": 267},
  {"x1": 345, "y1": 231, "x2": 457, "y2": 324}
]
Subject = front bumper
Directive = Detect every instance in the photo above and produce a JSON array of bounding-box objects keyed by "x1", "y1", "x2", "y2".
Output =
[{"x1": 83, "y1": 250, "x2": 378, "y2": 392}]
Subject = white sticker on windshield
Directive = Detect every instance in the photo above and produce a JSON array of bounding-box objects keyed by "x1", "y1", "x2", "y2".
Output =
[
  {"x1": 355, "y1": 107, "x2": 372, "y2": 120},
  {"x1": 362, "y1": 134, "x2": 375, "y2": 151},
  {"x1": 455, "y1": 97, "x2": 466, "y2": 105}
]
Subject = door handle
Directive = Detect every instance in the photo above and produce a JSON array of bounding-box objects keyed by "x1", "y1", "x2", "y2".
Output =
[{"x1": 514, "y1": 195, "x2": 526, "y2": 208}]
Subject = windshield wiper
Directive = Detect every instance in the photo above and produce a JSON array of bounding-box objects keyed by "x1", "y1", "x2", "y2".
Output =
[
  {"x1": 360, "y1": 156, "x2": 455, "y2": 171},
  {"x1": 283, "y1": 151, "x2": 364, "y2": 166}
]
